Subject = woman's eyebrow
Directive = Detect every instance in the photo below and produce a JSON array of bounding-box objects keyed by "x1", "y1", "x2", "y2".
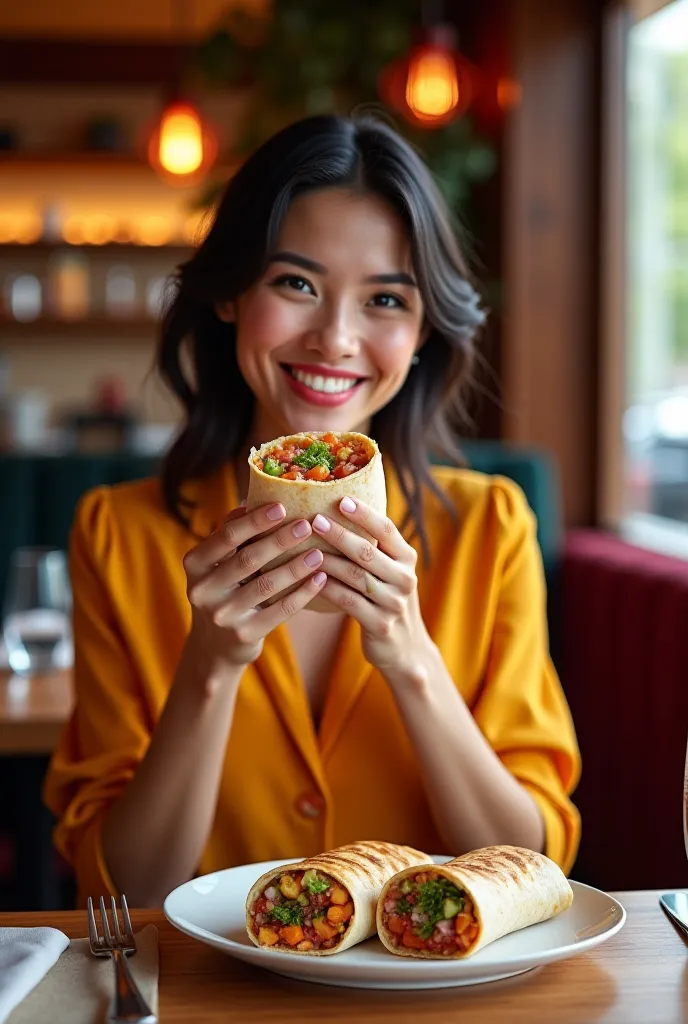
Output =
[{"x1": 268, "y1": 250, "x2": 417, "y2": 288}]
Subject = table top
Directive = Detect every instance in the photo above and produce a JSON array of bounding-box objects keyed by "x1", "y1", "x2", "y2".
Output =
[
  {"x1": 0, "y1": 668, "x2": 73, "y2": 754},
  {"x1": 0, "y1": 890, "x2": 686, "y2": 1023}
]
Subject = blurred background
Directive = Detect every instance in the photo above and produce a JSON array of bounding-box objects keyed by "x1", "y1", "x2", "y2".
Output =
[{"x1": 2, "y1": 0, "x2": 688, "y2": 910}]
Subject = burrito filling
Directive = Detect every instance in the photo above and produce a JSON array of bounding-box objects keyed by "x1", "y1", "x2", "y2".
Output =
[
  {"x1": 249, "y1": 869, "x2": 354, "y2": 951},
  {"x1": 254, "y1": 432, "x2": 371, "y2": 482},
  {"x1": 381, "y1": 870, "x2": 479, "y2": 954}
]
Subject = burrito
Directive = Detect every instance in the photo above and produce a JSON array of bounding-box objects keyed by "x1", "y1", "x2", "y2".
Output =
[
  {"x1": 377, "y1": 846, "x2": 573, "y2": 959},
  {"x1": 246, "y1": 431, "x2": 386, "y2": 612},
  {"x1": 246, "y1": 841, "x2": 429, "y2": 955}
]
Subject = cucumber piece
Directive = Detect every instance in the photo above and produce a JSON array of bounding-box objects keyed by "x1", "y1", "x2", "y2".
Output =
[
  {"x1": 400, "y1": 879, "x2": 414, "y2": 895},
  {"x1": 443, "y1": 898, "x2": 461, "y2": 919}
]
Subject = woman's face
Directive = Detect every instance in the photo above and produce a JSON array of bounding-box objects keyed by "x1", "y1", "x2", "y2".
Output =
[{"x1": 222, "y1": 188, "x2": 426, "y2": 439}]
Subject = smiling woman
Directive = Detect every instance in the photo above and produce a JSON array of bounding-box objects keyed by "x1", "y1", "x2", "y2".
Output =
[{"x1": 44, "y1": 115, "x2": 581, "y2": 910}]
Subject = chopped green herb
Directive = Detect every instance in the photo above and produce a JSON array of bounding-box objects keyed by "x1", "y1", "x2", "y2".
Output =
[
  {"x1": 416, "y1": 880, "x2": 464, "y2": 927},
  {"x1": 293, "y1": 441, "x2": 335, "y2": 472},
  {"x1": 263, "y1": 457, "x2": 284, "y2": 477},
  {"x1": 303, "y1": 870, "x2": 330, "y2": 895},
  {"x1": 414, "y1": 920, "x2": 435, "y2": 940},
  {"x1": 395, "y1": 897, "x2": 413, "y2": 916},
  {"x1": 268, "y1": 902, "x2": 304, "y2": 926}
]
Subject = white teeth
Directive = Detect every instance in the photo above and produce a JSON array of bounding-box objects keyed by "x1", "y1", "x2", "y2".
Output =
[{"x1": 291, "y1": 369, "x2": 358, "y2": 394}]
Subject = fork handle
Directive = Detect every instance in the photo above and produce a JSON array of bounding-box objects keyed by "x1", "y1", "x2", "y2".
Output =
[{"x1": 107, "y1": 948, "x2": 157, "y2": 1024}]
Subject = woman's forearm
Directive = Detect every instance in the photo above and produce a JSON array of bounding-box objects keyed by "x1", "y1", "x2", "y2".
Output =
[
  {"x1": 387, "y1": 644, "x2": 545, "y2": 857},
  {"x1": 101, "y1": 644, "x2": 243, "y2": 907}
]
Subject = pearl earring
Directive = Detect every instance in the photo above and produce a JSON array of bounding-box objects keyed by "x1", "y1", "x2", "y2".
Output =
[{"x1": 411, "y1": 354, "x2": 420, "y2": 366}]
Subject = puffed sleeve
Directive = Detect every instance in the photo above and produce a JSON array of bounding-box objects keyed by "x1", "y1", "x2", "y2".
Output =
[
  {"x1": 43, "y1": 487, "x2": 153, "y2": 903},
  {"x1": 471, "y1": 478, "x2": 581, "y2": 873}
]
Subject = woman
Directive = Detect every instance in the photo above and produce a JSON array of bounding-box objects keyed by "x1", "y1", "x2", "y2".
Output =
[{"x1": 44, "y1": 115, "x2": 580, "y2": 908}]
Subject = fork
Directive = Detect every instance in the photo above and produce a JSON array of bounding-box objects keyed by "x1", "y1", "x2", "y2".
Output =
[{"x1": 87, "y1": 895, "x2": 157, "y2": 1024}]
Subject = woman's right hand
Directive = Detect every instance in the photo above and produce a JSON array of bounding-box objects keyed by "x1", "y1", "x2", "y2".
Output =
[{"x1": 182, "y1": 502, "x2": 326, "y2": 668}]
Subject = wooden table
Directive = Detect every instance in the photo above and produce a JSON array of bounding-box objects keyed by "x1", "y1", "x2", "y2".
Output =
[
  {"x1": 0, "y1": 891, "x2": 686, "y2": 1022},
  {"x1": 0, "y1": 668, "x2": 73, "y2": 755}
]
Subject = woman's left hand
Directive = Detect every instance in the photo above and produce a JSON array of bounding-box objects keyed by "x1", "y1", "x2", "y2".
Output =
[{"x1": 312, "y1": 498, "x2": 436, "y2": 679}]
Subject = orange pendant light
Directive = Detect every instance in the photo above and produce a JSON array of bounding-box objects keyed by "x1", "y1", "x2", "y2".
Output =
[
  {"x1": 379, "y1": 24, "x2": 474, "y2": 129},
  {"x1": 147, "y1": 99, "x2": 218, "y2": 184}
]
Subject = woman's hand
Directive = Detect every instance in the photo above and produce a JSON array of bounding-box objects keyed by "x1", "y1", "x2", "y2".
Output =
[
  {"x1": 183, "y1": 502, "x2": 327, "y2": 669},
  {"x1": 312, "y1": 498, "x2": 435, "y2": 679}
]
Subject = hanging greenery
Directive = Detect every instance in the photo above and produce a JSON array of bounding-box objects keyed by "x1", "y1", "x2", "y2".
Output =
[{"x1": 191, "y1": 0, "x2": 496, "y2": 220}]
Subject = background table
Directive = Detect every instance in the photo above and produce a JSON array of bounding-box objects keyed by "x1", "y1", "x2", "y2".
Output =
[
  {"x1": 1, "y1": 891, "x2": 686, "y2": 1023},
  {"x1": 0, "y1": 668, "x2": 73, "y2": 910}
]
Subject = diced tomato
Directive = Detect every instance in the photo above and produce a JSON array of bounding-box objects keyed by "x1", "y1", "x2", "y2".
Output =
[
  {"x1": 305, "y1": 464, "x2": 330, "y2": 481},
  {"x1": 388, "y1": 916, "x2": 407, "y2": 935},
  {"x1": 282, "y1": 469, "x2": 302, "y2": 480},
  {"x1": 253, "y1": 897, "x2": 269, "y2": 915},
  {"x1": 333, "y1": 463, "x2": 357, "y2": 479},
  {"x1": 402, "y1": 930, "x2": 426, "y2": 949}
]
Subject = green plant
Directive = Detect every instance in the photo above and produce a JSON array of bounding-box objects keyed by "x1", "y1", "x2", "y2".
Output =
[{"x1": 191, "y1": 1, "x2": 496, "y2": 220}]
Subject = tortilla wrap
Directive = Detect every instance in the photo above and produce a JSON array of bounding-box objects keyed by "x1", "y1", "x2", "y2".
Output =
[
  {"x1": 377, "y1": 845, "x2": 573, "y2": 959},
  {"x1": 246, "y1": 431, "x2": 386, "y2": 613},
  {"x1": 246, "y1": 841, "x2": 429, "y2": 956}
]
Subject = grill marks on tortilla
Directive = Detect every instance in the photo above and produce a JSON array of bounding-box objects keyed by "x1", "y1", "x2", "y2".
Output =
[
  {"x1": 306, "y1": 843, "x2": 427, "y2": 887},
  {"x1": 447, "y1": 848, "x2": 538, "y2": 888}
]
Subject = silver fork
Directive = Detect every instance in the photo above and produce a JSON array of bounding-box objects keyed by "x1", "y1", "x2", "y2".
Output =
[{"x1": 87, "y1": 895, "x2": 157, "y2": 1024}]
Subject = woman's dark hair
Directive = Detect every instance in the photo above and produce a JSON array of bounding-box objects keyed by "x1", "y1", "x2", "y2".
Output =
[{"x1": 157, "y1": 114, "x2": 486, "y2": 558}]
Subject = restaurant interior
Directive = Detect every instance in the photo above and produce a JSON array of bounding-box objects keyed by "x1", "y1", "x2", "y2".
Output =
[{"x1": 1, "y1": 0, "x2": 688, "y2": 1019}]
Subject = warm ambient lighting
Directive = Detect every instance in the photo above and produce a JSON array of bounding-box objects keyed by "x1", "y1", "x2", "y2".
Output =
[
  {"x1": 378, "y1": 25, "x2": 474, "y2": 129},
  {"x1": 148, "y1": 100, "x2": 218, "y2": 183},
  {"x1": 406, "y1": 47, "x2": 460, "y2": 120}
]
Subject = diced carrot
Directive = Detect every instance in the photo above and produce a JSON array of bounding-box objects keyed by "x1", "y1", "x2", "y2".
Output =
[
  {"x1": 388, "y1": 916, "x2": 407, "y2": 935},
  {"x1": 279, "y1": 925, "x2": 305, "y2": 946},
  {"x1": 455, "y1": 913, "x2": 472, "y2": 934},
  {"x1": 313, "y1": 917, "x2": 338, "y2": 940},
  {"x1": 282, "y1": 470, "x2": 302, "y2": 480},
  {"x1": 330, "y1": 887, "x2": 349, "y2": 905},
  {"x1": 258, "y1": 927, "x2": 279, "y2": 946},
  {"x1": 327, "y1": 901, "x2": 354, "y2": 923},
  {"x1": 402, "y1": 929, "x2": 426, "y2": 949},
  {"x1": 322, "y1": 432, "x2": 337, "y2": 444},
  {"x1": 465, "y1": 924, "x2": 479, "y2": 943},
  {"x1": 305, "y1": 464, "x2": 330, "y2": 481},
  {"x1": 415, "y1": 872, "x2": 429, "y2": 885}
]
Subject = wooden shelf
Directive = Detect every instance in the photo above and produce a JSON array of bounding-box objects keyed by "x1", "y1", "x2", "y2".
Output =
[
  {"x1": 0, "y1": 316, "x2": 160, "y2": 337},
  {"x1": 0, "y1": 242, "x2": 191, "y2": 256}
]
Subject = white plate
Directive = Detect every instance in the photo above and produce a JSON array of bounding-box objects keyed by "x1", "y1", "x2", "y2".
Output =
[{"x1": 163, "y1": 858, "x2": 626, "y2": 990}]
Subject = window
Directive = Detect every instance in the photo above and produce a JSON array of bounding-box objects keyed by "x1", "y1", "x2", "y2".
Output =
[{"x1": 622, "y1": 0, "x2": 688, "y2": 555}]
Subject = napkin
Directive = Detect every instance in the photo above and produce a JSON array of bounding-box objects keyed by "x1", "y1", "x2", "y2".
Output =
[
  {"x1": 0, "y1": 926, "x2": 69, "y2": 1024},
  {"x1": 6, "y1": 926, "x2": 159, "y2": 1024}
]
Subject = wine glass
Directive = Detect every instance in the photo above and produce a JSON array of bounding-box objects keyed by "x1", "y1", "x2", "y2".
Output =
[{"x1": 2, "y1": 547, "x2": 73, "y2": 675}]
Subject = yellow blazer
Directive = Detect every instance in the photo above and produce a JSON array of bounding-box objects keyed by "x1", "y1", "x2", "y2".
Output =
[{"x1": 44, "y1": 463, "x2": 581, "y2": 903}]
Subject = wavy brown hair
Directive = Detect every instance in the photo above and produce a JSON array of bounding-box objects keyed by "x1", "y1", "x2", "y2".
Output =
[{"x1": 157, "y1": 114, "x2": 486, "y2": 558}]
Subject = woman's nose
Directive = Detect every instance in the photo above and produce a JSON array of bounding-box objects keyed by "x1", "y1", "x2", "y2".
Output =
[{"x1": 303, "y1": 305, "x2": 360, "y2": 360}]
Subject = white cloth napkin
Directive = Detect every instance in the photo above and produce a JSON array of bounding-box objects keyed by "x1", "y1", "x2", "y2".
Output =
[{"x1": 0, "y1": 927, "x2": 69, "y2": 1024}]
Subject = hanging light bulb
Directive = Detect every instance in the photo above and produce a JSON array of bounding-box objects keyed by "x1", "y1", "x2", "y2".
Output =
[
  {"x1": 147, "y1": 99, "x2": 218, "y2": 184},
  {"x1": 379, "y1": 24, "x2": 474, "y2": 129},
  {"x1": 406, "y1": 44, "x2": 460, "y2": 121}
]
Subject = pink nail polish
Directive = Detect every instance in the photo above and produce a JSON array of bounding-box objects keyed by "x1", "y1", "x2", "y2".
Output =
[
  {"x1": 267, "y1": 504, "x2": 285, "y2": 521},
  {"x1": 292, "y1": 520, "x2": 310, "y2": 538},
  {"x1": 313, "y1": 572, "x2": 327, "y2": 586},
  {"x1": 304, "y1": 549, "x2": 322, "y2": 567},
  {"x1": 340, "y1": 497, "x2": 356, "y2": 513},
  {"x1": 313, "y1": 514, "x2": 330, "y2": 533}
]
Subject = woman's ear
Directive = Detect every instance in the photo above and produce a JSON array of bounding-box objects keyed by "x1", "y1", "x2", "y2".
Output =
[{"x1": 215, "y1": 301, "x2": 235, "y2": 323}]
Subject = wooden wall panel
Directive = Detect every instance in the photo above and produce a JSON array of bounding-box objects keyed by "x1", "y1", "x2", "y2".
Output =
[{"x1": 502, "y1": 0, "x2": 601, "y2": 527}]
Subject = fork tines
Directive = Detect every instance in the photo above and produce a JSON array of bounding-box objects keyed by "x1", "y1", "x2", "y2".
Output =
[{"x1": 87, "y1": 894, "x2": 135, "y2": 952}]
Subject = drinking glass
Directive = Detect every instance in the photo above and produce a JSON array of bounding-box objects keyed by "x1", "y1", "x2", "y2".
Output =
[{"x1": 2, "y1": 547, "x2": 73, "y2": 675}]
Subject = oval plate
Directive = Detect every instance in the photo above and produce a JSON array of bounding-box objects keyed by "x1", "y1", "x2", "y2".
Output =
[{"x1": 163, "y1": 858, "x2": 625, "y2": 990}]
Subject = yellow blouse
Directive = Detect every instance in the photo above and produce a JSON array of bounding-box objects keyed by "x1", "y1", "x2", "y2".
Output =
[{"x1": 44, "y1": 463, "x2": 581, "y2": 904}]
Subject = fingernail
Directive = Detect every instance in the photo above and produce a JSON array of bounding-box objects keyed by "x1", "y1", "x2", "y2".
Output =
[
  {"x1": 267, "y1": 504, "x2": 285, "y2": 521},
  {"x1": 304, "y1": 549, "x2": 322, "y2": 567},
  {"x1": 292, "y1": 519, "x2": 310, "y2": 538},
  {"x1": 340, "y1": 497, "x2": 356, "y2": 513},
  {"x1": 313, "y1": 572, "x2": 327, "y2": 586},
  {"x1": 313, "y1": 514, "x2": 330, "y2": 533}
]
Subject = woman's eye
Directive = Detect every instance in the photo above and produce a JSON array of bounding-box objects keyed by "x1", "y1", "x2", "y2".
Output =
[
  {"x1": 272, "y1": 274, "x2": 315, "y2": 295},
  {"x1": 369, "y1": 292, "x2": 406, "y2": 309}
]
